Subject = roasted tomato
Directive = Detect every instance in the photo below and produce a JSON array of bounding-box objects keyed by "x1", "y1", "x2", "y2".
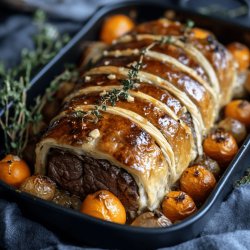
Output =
[
  {"x1": 203, "y1": 129, "x2": 238, "y2": 167},
  {"x1": 161, "y1": 191, "x2": 197, "y2": 222},
  {"x1": 218, "y1": 117, "x2": 247, "y2": 144},
  {"x1": 225, "y1": 100, "x2": 250, "y2": 127},
  {"x1": 20, "y1": 175, "x2": 56, "y2": 200},
  {"x1": 180, "y1": 165, "x2": 216, "y2": 202},
  {"x1": 100, "y1": 14, "x2": 134, "y2": 44},
  {"x1": 227, "y1": 42, "x2": 250, "y2": 72},
  {"x1": 70, "y1": 195, "x2": 82, "y2": 210},
  {"x1": 192, "y1": 28, "x2": 211, "y2": 39},
  {"x1": 245, "y1": 71, "x2": 250, "y2": 94},
  {"x1": 131, "y1": 211, "x2": 172, "y2": 228},
  {"x1": 52, "y1": 189, "x2": 81, "y2": 210},
  {"x1": 0, "y1": 155, "x2": 30, "y2": 187},
  {"x1": 194, "y1": 155, "x2": 221, "y2": 179},
  {"x1": 80, "y1": 190, "x2": 126, "y2": 224}
]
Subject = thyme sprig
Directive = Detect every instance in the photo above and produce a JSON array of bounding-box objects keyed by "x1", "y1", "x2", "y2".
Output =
[
  {"x1": 73, "y1": 44, "x2": 154, "y2": 122},
  {"x1": 0, "y1": 10, "x2": 71, "y2": 156},
  {"x1": 182, "y1": 19, "x2": 195, "y2": 42},
  {"x1": 72, "y1": 19, "x2": 195, "y2": 122},
  {"x1": 160, "y1": 35, "x2": 174, "y2": 44}
]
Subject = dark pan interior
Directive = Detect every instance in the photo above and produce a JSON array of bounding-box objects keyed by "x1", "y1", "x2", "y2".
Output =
[{"x1": 0, "y1": 1, "x2": 250, "y2": 249}]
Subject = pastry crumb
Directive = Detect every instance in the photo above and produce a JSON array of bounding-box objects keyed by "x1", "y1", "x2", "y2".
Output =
[
  {"x1": 100, "y1": 90, "x2": 107, "y2": 96},
  {"x1": 85, "y1": 76, "x2": 91, "y2": 82},
  {"x1": 89, "y1": 129, "x2": 100, "y2": 139},
  {"x1": 127, "y1": 95, "x2": 135, "y2": 102},
  {"x1": 107, "y1": 74, "x2": 116, "y2": 80}
]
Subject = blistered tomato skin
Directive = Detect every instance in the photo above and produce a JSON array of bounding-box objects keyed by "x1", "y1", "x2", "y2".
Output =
[
  {"x1": 225, "y1": 100, "x2": 250, "y2": 127},
  {"x1": 203, "y1": 129, "x2": 238, "y2": 167},
  {"x1": 161, "y1": 191, "x2": 197, "y2": 223},
  {"x1": 80, "y1": 190, "x2": 126, "y2": 224},
  {"x1": 227, "y1": 42, "x2": 250, "y2": 72},
  {"x1": 131, "y1": 211, "x2": 172, "y2": 228},
  {"x1": 20, "y1": 175, "x2": 56, "y2": 200},
  {"x1": 180, "y1": 165, "x2": 216, "y2": 202},
  {"x1": 194, "y1": 155, "x2": 221, "y2": 179},
  {"x1": 100, "y1": 14, "x2": 134, "y2": 44},
  {"x1": 218, "y1": 117, "x2": 247, "y2": 144},
  {"x1": 0, "y1": 154, "x2": 30, "y2": 187},
  {"x1": 191, "y1": 28, "x2": 211, "y2": 39}
]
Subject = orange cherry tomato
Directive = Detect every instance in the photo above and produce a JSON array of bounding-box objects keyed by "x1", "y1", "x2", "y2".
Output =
[
  {"x1": 131, "y1": 211, "x2": 172, "y2": 228},
  {"x1": 20, "y1": 175, "x2": 56, "y2": 200},
  {"x1": 180, "y1": 165, "x2": 216, "y2": 202},
  {"x1": 192, "y1": 28, "x2": 211, "y2": 39},
  {"x1": 161, "y1": 191, "x2": 197, "y2": 222},
  {"x1": 0, "y1": 154, "x2": 31, "y2": 187},
  {"x1": 218, "y1": 117, "x2": 247, "y2": 144},
  {"x1": 80, "y1": 190, "x2": 126, "y2": 224},
  {"x1": 203, "y1": 129, "x2": 238, "y2": 167},
  {"x1": 225, "y1": 100, "x2": 250, "y2": 127},
  {"x1": 227, "y1": 42, "x2": 250, "y2": 71},
  {"x1": 194, "y1": 155, "x2": 221, "y2": 179},
  {"x1": 100, "y1": 14, "x2": 134, "y2": 44}
]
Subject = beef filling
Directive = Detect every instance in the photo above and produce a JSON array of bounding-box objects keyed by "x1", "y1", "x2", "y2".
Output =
[{"x1": 47, "y1": 149, "x2": 140, "y2": 213}]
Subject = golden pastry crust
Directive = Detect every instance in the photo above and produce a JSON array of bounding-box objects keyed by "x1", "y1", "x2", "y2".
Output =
[{"x1": 35, "y1": 18, "x2": 236, "y2": 213}]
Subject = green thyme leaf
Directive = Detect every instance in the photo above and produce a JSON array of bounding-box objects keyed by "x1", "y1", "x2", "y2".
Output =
[
  {"x1": 160, "y1": 35, "x2": 174, "y2": 44},
  {"x1": 0, "y1": 10, "x2": 71, "y2": 156},
  {"x1": 186, "y1": 19, "x2": 195, "y2": 29},
  {"x1": 235, "y1": 169, "x2": 250, "y2": 187}
]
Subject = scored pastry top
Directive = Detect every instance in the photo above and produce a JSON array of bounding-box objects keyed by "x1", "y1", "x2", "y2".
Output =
[{"x1": 35, "y1": 18, "x2": 236, "y2": 212}]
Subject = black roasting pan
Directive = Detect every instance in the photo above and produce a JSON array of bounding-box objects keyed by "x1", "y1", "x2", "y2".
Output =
[{"x1": 1, "y1": 1, "x2": 250, "y2": 249}]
